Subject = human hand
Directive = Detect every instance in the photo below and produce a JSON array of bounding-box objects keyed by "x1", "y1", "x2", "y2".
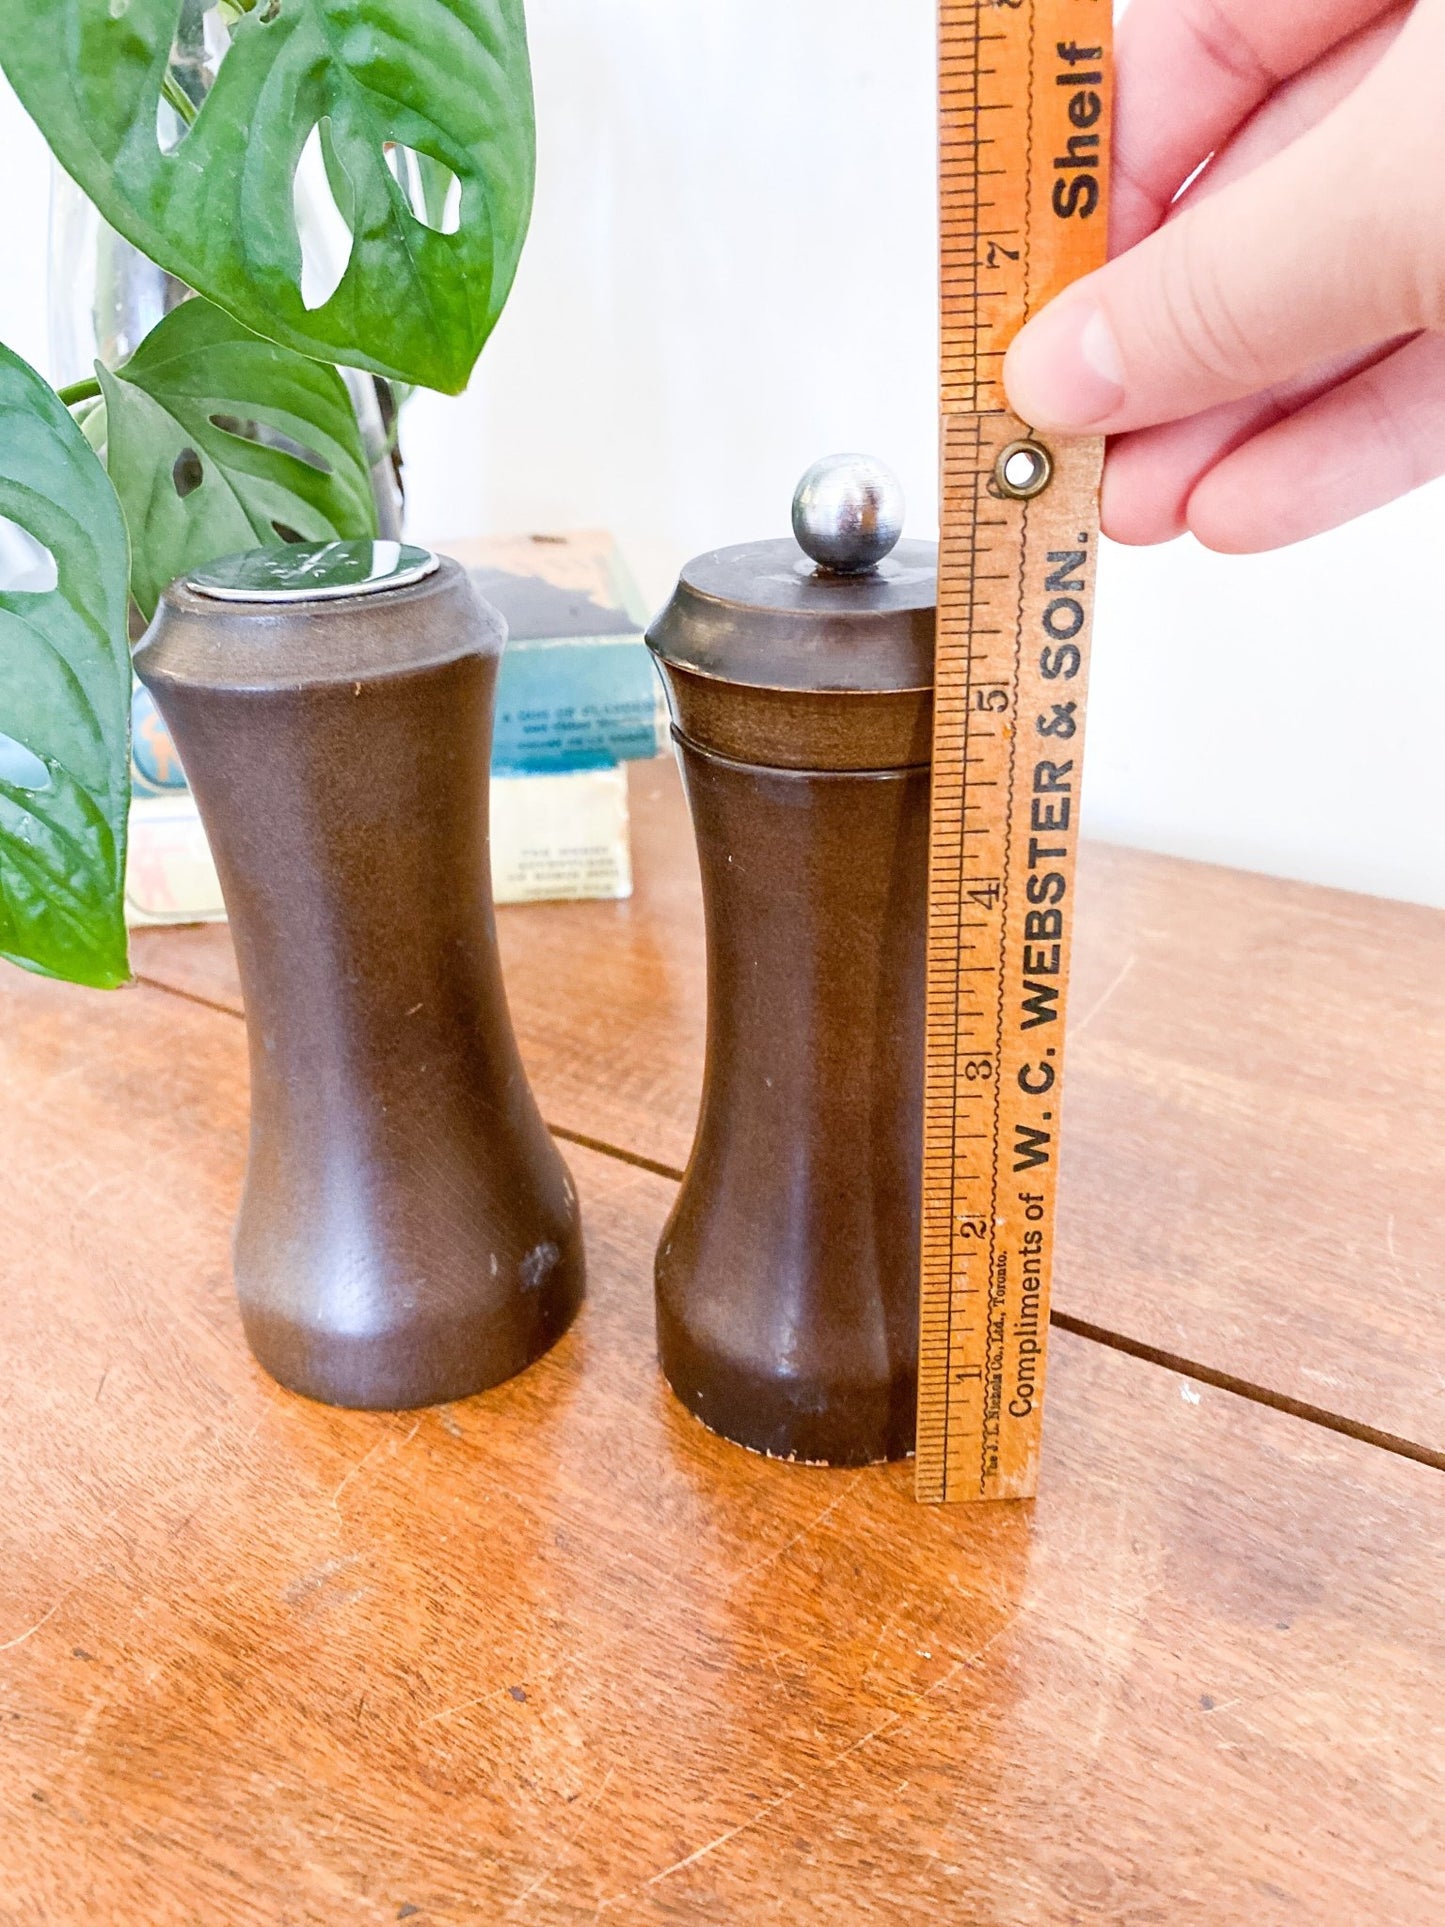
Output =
[{"x1": 1001, "y1": 0, "x2": 1445, "y2": 550}]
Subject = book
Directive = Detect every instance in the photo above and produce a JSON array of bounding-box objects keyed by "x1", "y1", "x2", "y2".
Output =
[
  {"x1": 125, "y1": 533, "x2": 657, "y2": 925},
  {"x1": 126, "y1": 794, "x2": 227, "y2": 924},
  {"x1": 455, "y1": 534, "x2": 667, "y2": 776}
]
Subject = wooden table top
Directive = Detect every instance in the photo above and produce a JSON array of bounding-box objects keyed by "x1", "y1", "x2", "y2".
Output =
[{"x1": 6, "y1": 761, "x2": 1443, "y2": 1922}]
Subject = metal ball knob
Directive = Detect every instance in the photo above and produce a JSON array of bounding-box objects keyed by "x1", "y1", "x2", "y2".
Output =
[{"x1": 791, "y1": 454, "x2": 906, "y2": 575}]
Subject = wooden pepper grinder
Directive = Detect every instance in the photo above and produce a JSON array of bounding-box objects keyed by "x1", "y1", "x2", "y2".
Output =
[
  {"x1": 646, "y1": 458, "x2": 937, "y2": 1465},
  {"x1": 135, "y1": 541, "x2": 585, "y2": 1410}
]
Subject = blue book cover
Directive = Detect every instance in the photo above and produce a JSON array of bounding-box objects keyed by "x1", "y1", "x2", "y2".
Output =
[{"x1": 470, "y1": 563, "x2": 666, "y2": 777}]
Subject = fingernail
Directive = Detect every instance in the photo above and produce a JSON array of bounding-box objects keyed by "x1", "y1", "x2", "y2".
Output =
[{"x1": 1004, "y1": 298, "x2": 1126, "y2": 429}]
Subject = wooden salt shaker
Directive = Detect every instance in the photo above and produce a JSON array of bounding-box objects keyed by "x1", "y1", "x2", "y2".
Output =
[
  {"x1": 646, "y1": 459, "x2": 937, "y2": 1464},
  {"x1": 135, "y1": 541, "x2": 585, "y2": 1410}
]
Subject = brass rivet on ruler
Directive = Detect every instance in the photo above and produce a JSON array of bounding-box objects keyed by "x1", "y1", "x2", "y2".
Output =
[{"x1": 992, "y1": 439, "x2": 1054, "y2": 501}]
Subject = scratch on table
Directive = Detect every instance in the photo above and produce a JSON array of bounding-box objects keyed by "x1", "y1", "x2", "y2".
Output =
[
  {"x1": 0, "y1": 1594, "x2": 69, "y2": 1653},
  {"x1": 756, "y1": 1624, "x2": 791, "y2": 1692},
  {"x1": 420, "y1": 1690, "x2": 495, "y2": 1729},
  {"x1": 863, "y1": 1601, "x2": 908, "y2": 1683},
  {"x1": 77, "y1": 1174, "x2": 126, "y2": 1207},
  {"x1": 507, "y1": 1767, "x2": 615, "y2": 1916},
  {"x1": 283, "y1": 1551, "x2": 371, "y2": 1608},
  {"x1": 1068, "y1": 952, "x2": 1136, "y2": 1040},
  {"x1": 631, "y1": 1779, "x2": 805, "y2": 1903},
  {"x1": 69, "y1": 1685, "x2": 114, "y2": 1757},
  {"x1": 598, "y1": 1639, "x2": 991, "y2": 1912},
  {"x1": 738, "y1": 1472, "x2": 865, "y2": 1582},
  {"x1": 1079, "y1": 1495, "x2": 1161, "y2": 1765},
  {"x1": 331, "y1": 1419, "x2": 420, "y2": 1513}
]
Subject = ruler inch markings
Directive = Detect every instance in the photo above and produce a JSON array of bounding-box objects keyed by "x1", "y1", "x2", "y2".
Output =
[{"x1": 918, "y1": 0, "x2": 1111, "y2": 1506}]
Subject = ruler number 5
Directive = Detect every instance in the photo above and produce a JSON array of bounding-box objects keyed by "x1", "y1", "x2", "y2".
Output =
[{"x1": 974, "y1": 686, "x2": 1008, "y2": 713}]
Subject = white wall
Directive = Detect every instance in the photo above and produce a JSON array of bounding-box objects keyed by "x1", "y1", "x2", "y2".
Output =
[{"x1": 2, "y1": 4, "x2": 1441, "y2": 906}]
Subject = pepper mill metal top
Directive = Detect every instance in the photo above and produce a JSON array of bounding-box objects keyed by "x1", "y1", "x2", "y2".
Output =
[
  {"x1": 791, "y1": 452, "x2": 907, "y2": 574},
  {"x1": 646, "y1": 457, "x2": 937, "y2": 772},
  {"x1": 187, "y1": 536, "x2": 440, "y2": 605}
]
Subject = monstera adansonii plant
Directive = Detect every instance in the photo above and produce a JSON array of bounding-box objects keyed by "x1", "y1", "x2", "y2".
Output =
[{"x1": 0, "y1": 0, "x2": 535, "y2": 985}]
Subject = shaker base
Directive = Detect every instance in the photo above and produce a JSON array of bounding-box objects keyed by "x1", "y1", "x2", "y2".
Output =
[
  {"x1": 240, "y1": 1259, "x2": 585, "y2": 1412},
  {"x1": 657, "y1": 1298, "x2": 917, "y2": 1468}
]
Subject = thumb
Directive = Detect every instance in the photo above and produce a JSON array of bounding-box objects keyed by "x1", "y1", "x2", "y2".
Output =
[{"x1": 1003, "y1": 15, "x2": 1445, "y2": 435}]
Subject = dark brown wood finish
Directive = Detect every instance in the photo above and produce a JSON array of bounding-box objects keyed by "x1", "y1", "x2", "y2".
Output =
[
  {"x1": 644, "y1": 538, "x2": 938, "y2": 1466},
  {"x1": 134, "y1": 757, "x2": 1445, "y2": 1456},
  {"x1": 135, "y1": 560, "x2": 583, "y2": 1409},
  {"x1": 655, "y1": 748, "x2": 929, "y2": 1466},
  {"x1": 0, "y1": 963, "x2": 1441, "y2": 1922},
  {"x1": 132, "y1": 757, "x2": 710, "y2": 1176}
]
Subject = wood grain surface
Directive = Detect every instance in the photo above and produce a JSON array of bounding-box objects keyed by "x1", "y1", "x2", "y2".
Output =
[
  {"x1": 132, "y1": 758, "x2": 1445, "y2": 1456},
  {"x1": 1, "y1": 964, "x2": 1441, "y2": 1924}
]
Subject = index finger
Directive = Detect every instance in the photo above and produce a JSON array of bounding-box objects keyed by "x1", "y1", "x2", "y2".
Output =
[{"x1": 1111, "y1": 0, "x2": 1400, "y2": 252}]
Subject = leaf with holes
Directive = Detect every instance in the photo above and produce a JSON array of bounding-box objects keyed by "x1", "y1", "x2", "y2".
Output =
[
  {"x1": 0, "y1": 0, "x2": 534, "y2": 394},
  {"x1": 0, "y1": 341, "x2": 131, "y2": 988},
  {"x1": 96, "y1": 297, "x2": 378, "y2": 620}
]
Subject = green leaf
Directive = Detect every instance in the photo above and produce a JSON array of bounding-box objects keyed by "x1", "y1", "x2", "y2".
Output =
[
  {"x1": 96, "y1": 297, "x2": 379, "y2": 620},
  {"x1": 0, "y1": 1, "x2": 535, "y2": 395},
  {"x1": 0, "y1": 342, "x2": 131, "y2": 989}
]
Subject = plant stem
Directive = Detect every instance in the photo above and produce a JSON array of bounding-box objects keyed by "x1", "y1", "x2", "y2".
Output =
[
  {"x1": 57, "y1": 376, "x2": 102, "y2": 408},
  {"x1": 161, "y1": 70, "x2": 199, "y2": 128}
]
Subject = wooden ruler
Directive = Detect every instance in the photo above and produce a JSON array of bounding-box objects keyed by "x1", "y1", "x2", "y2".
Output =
[{"x1": 917, "y1": 0, "x2": 1112, "y2": 1504}]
